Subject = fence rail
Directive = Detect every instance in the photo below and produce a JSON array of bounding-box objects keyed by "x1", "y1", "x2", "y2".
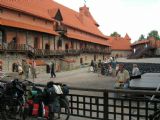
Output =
[
  {"x1": 68, "y1": 87, "x2": 160, "y2": 120},
  {"x1": 0, "y1": 80, "x2": 159, "y2": 120}
]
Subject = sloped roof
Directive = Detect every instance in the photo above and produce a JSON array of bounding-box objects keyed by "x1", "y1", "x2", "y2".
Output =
[
  {"x1": 131, "y1": 40, "x2": 149, "y2": 46},
  {"x1": 107, "y1": 36, "x2": 131, "y2": 50},
  {"x1": 0, "y1": 17, "x2": 58, "y2": 35},
  {"x1": 67, "y1": 32, "x2": 111, "y2": 46},
  {"x1": 0, "y1": 0, "x2": 107, "y2": 39},
  {"x1": 124, "y1": 33, "x2": 131, "y2": 40}
]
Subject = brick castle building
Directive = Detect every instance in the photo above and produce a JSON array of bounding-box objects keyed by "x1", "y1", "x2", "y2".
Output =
[{"x1": 0, "y1": 0, "x2": 112, "y2": 72}]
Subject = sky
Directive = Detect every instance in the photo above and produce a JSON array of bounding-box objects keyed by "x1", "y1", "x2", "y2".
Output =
[{"x1": 54, "y1": 0, "x2": 160, "y2": 43}]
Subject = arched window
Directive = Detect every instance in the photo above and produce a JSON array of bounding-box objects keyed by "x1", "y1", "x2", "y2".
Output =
[
  {"x1": 57, "y1": 38, "x2": 62, "y2": 49},
  {"x1": 45, "y1": 43, "x2": 50, "y2": 50},
  {"x1": 65, "y1": 43, "x2": 69, "y2": 50},
  {"x1": 34, "y1": 37, "x2": 39, "y2": 49}
]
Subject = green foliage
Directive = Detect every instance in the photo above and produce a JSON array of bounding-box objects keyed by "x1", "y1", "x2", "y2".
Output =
[
  {"x1": 147, "y1": 30, "x2": 160, "y2": 40},
  {"x1": 138, "y1": 34, "x2": 145, "y2": 41},
  {"x1": 110, "y1": 32, "x2": 121, "y2": 37}
]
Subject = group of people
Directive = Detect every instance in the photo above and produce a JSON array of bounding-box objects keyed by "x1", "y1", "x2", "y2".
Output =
[
  {"x1": 90, "y1": 57, "x2": 141, "y2": 91},
  {"x1": 90, "y1": 57, "x2": 118, "y2": 76},
  {"x1": 12, "y1": 59, "x2": 37, "y2": 79},
  {"x1": 90, "y1": 60, "x2": 102, "y2": 73},
  {"x1": 114, "y1": 63, "x2": 141, "y2": 90}
]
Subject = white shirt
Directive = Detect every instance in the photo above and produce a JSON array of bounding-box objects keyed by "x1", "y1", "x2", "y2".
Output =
[{"x1": 132, "y1": 67, "x2": 141, "y2": 76}]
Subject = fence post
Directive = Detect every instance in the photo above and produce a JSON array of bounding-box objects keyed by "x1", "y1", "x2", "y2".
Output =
[{"x1": 103, "y1": 89, "x2": 108, "y2": 120}]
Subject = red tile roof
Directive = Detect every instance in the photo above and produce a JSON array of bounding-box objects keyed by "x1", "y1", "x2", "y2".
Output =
[
  {"x1": 0, "y1": 17, "x2": 58, "y2": 35},
  {"x1": 107, "y1": 35, "x2": 131, "y2": 50},
  {"x1": 131, "y1": 40, "x2": 149, "y2": 46},
  {"x1": 0, "y1": 0, "x2": 108, "y2": 43},
  {"x1": 67, "y1": 32, "x2": 111, "y2": 46}
]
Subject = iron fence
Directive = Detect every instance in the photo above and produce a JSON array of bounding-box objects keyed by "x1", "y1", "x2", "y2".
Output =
[
  {"x1": 0, "y1": 80, "x2": 160, "y2": 120},
  {"x1": 69, "y1": 87, "x2": 160, "y2": 120}
]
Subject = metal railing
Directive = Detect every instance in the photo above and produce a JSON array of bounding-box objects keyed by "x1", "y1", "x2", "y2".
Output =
[
  {"x1": 0, "y1": 43, "x2": 111, "y2": 57},
  {"x1": 80, "y1": 48, "x2": 111, "y2": 54},
  {"x1": 0, "y1": 80, "x2": 159, "y2": 120},
  {"x1": 55, "y1": 25, "x2": 67, "y2": 34},
  {"x1": 68, "y1": 87, "x2": 160, "y2": 120}
]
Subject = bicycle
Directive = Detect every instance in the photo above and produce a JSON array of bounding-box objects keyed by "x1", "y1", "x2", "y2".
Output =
[
  {"x1": 21, "y1": 80, "x2": 70, "y2": 120},
  {"x1": 43, "y1": 81, "x2": 70, "y2": 120},
  {"x1": 0, "y1": 78, "x2": 26, "y2": 120},
  {"x1": 149, "y1": 109, "x2": 160, "y2": 120}
]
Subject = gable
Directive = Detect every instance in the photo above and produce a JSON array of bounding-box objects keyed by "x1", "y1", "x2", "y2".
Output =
[{"x1": 54, "y1": 9, "x2": 63, "y2": 21}]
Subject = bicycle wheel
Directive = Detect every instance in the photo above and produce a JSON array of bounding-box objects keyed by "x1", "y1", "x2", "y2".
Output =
[
  {"x1": 59, "y1": 98, "x2": 70, "y2": 120},
  {"x1": 150, "y1": 110, "x2": 160, "y2": 120}
]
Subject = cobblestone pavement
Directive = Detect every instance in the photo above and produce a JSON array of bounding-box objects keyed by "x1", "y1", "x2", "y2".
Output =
[
  {"x1": 3, "y1": 58, "x2": 159, "y2": 120},
  {"x1": 27, "y1": 67, "x2": 115, "y2": 120},
  {"x1": 29, "y1": 67, "x2": 115, "y2": 90}
]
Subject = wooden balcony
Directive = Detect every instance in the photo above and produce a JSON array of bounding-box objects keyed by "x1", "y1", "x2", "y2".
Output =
[
  {"x1": 80, "y1": 48, "x2": 111, "y2": 54},
  {"x1": 55, "y1": 25, "x2": 67, "y2": 34},
  {"x1": 0, "y1": 43, "x2": 110, "y2": 58},
  {"x1": 43, "y1": 49, "x2": 80, "y2": 56},
  {"x1": 0, "y1": 43, "x2": 27, "y2": 53}
]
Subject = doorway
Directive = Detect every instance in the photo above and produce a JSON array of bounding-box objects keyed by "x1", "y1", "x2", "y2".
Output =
[
  {"x1": 45, "y1": 43, "x2": 50, "y2": 50},
  {"x1": 34, "y1": 37, "x2": 39, "y2": 49},
  {"x1": 80, "y1": 58, "x2": 83, "y2": 64}
]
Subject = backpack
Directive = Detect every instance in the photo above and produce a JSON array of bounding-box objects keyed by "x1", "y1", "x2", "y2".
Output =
[{"x1": 61, "y1": 84, "x2": 69, "y2": 95}]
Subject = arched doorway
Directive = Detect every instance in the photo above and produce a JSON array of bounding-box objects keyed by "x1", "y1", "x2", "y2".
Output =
[
  {"x1": 34, "y1": 37, "x2": 39, "y2": 49},
  {"x1": 65, "y1": 43, "x2": 69, "y2": 50},
  {"x1": 71, "y1": 41, "x2": 74, "y2": 49},
  {"x1": 57, "y1": 38, "x2": 62, "y2": 49},
  {"x1": 46, "y1": 64, "x2": 50, "y2": 73},
  {"x1": 80, "y1": 58, "x2": 83, "y2": 64},
  {"x1": 45, "y1": 43, "x2": 50, "y2": 50},
  {"x1": 12, "y1": 37, "x2": 17, "y2": 44}
]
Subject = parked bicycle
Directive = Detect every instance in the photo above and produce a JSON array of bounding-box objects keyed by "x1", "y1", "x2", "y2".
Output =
[
  {"x1": 20, "y1": 80, "x2": 70, "y2": 120},
  {"x1": 0, "y1": 78, "x2": 70, "y2": 120},
  {"x1": 149, "y1": 109, "x2": 160, "y2": 120},
  {"x1": 43, "y1": 81, "x2": 70, "y2": 120},
  {"x1": 0, "y1": 79, "x2": 26, "y2": 120}
]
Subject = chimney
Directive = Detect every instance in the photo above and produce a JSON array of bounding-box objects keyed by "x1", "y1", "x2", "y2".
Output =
[{"x1": 79, "y1": 5, "x2": 90, "y2": 17}]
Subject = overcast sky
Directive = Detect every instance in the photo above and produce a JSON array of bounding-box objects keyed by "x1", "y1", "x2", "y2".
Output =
[{"x1": 54, "y1": 0, "x2": 160, "y2": 43}]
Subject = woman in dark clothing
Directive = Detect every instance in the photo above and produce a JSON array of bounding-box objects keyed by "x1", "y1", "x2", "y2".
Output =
[{"x1": 50, "y1": 62, "x2": 56, "y2": 78}]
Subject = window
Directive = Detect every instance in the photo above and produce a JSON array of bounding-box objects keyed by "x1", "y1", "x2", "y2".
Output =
[
  {"x1": 34, "y1": 37, "x2": 38, "y2": 48},
  {"x1": 18, "y1": 13, "x2": 21, "y2": 17},
  {"x1": 0, "y1": 9, "x2": 3, "y2": 13},
  {"x1": 33, "y1": 17, "x2": 36, "y2": 21}
]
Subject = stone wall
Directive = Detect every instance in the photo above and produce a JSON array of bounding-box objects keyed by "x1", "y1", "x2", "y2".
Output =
[
  {"x1": 155, "y1": 48, "x2": 160, "y2": 55},
  {"x1": 0, "y1": 52, "x2": 108, "y2": 73},
  {"x1": 111, "y1": 50, "x2": 131, "y2": 57}
]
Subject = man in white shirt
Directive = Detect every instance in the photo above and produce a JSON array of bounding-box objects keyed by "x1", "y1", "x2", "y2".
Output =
[{"x1": 130, "y1": 64, "x2": 141, "y2": 79}]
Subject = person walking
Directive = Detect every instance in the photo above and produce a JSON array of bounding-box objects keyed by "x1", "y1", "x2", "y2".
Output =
[
  {"x1": 110, "y1": 58, "x2": 117, "y2": 76},
  {"x1": 31, "y1": 60, "x2": 37, "y2": 79},
  {"x1": 17, "y1": 62, "x2": 23, "y2": 79},
  {"x1": 50, "y1": 61, "x2": 56, "y2": 78},
  {"x1": 24, "y1": 61, "x2": 30, "y2": 79},
  {"x1": 13, "y1": 61, "x2": 18, "y2": 72},
  {"x1": 89, "y1": 60, "x2": 94, "y2": 72}
]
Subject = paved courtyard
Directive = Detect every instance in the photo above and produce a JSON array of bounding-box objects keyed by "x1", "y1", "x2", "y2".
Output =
[{"x1": 2, "y1": 58, "x2": 160, "y2": 120}]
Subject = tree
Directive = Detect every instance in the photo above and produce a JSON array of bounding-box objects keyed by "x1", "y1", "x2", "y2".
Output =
[
  {"x1": 138, "y1": 34, "x2": 145, "y2": 41},
  {"x1": 147, "y1": 30, "x2": 160, "y2": 40},
  {"x1": 110, "y1": 32, "x2": 121, "y2": 37}
]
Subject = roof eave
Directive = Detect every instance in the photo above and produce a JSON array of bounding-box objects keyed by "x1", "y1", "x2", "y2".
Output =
[{"x1": 0, "y1": 4, "x2": 54, "y2": 22}]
